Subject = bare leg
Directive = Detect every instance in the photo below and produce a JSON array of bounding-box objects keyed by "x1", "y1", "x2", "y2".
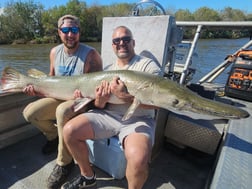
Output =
[
  {"x1": 124, "y1": 133, "x2": 152, "y2": 189},
  {"x1": 63, "y1": 114, "x2": 95, "y2": 177}
]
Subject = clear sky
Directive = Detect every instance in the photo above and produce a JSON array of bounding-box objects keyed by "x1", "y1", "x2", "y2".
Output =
[{"x1": 1, "y1": 0, "x2": 252, "y2": 13}]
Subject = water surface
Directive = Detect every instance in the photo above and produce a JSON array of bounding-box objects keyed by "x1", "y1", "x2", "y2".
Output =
[{"x1": 0, "y1": 39, "x2": 251, "y2": 93}]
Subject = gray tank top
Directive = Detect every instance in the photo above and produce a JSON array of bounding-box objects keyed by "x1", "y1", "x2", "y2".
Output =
[{"x1": 54, "y1": 43, "x2": 93, "y2": 76}]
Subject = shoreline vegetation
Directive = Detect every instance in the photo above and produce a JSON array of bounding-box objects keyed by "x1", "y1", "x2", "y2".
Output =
[{"x1": 0, "y1": 0, "x2": 252, "y2": 45}]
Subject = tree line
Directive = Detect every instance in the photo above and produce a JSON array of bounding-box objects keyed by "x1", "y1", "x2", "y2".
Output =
[{"x1": 0, "y1": 0, "x2": 252, "y2": 44}]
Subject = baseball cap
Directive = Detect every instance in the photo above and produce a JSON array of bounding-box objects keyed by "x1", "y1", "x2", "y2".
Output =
[{"x1": 58, "y1": 14, "x2": 80, "y2": 28}]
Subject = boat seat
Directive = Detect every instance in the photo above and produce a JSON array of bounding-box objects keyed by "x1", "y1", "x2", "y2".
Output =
[
  {"x1": 101, "y1": 15, "x2": 179, "y2": 72},
  {"x1": 86, "y1": 15, "x2": 180, "y2": 179}
]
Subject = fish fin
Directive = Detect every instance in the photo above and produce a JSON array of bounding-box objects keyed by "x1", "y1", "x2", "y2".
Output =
[
  {"x1": 73, "y1": 98, "x2": 93, "y2": 112},
  {"x1": 122, "y1": 98, "x2": 141, "y2": 121},
  {"x1": 27, "y1": 69, "x2": 47, "y2": 78},
  {"x1": 0, "y1": 67, "x2": 25, "y2": 92}
]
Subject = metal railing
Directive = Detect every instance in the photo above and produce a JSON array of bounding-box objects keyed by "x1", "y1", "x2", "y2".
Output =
[{"x1": 176, "y1": 21, "x2": 252, "y2": 84}]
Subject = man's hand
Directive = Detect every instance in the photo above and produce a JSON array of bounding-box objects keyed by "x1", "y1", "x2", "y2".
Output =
[
  {"x1": 110, "y1": 77, "x2": 133, "y2": 103},
  {"x1": 23, "y1": 85, "x2": 36, "y2": 96},
  {"x1": 94, "y1": 80, "x2": 111, "y2": 108},
  {"x1": 73, "y1": 89, "x2": 83, "y2": 99}
]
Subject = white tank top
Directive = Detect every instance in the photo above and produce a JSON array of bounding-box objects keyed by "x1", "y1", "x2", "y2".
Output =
[{"x1": 54, "y1": 43, "x2": 93, "y2": 76}]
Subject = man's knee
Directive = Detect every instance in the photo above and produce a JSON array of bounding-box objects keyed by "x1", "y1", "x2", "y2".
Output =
[
  {"x1": 23, "y1": 104, "x2": 36, "y2": 122},
  {"x1": 56, "y1": 101, "x2": 74, "y2": 120},
  {"x1": 62, "y1": 122, "x2": 74, "y2": 143}
]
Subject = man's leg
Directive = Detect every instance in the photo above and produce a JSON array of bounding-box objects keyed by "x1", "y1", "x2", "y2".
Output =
[
  {"x1": 61, "y1": 110, "x2": 119, "y2": 189},
  {"x1": 47, "y1": 100, "x2": 88, "y2": 189},
  {"x1": 63, "y1": 114, "x2": 95, "y2": 177},
  {"x1": 124, "y1": 133, "x2": 152, "y2": 189},
  {"x1": 23, "y1": 98, "x2": 61, "y2": 154},
  {"x1": 56, "y1": 100, "x2": 88, "y2": 166}
]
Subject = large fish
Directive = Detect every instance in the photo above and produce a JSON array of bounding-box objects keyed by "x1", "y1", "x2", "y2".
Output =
[{"x1": 1, "y1": 67, "x2": 250, "y2": 120}]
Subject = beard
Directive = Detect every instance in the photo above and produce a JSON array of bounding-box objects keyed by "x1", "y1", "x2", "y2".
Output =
[
  {"x1": 116, "y1": 52, "x2": 130, "y2": 59},
  {"x1": 63, "y1": 40, "x2": 78, "y2": 49}
]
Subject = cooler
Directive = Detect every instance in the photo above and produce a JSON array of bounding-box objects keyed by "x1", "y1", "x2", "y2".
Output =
[{"x1": 86, "y1": 136, "x2": 126, "y2": 179}]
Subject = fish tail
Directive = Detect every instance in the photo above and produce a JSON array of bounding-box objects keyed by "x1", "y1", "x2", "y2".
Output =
[{"x1": 1, "y1": 67, "x2": 26, "y2": 92}]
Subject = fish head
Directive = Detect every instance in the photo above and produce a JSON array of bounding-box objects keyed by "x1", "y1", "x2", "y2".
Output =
[{"x1": 150, "y1": 78, "x2": 191, "y2": 110}]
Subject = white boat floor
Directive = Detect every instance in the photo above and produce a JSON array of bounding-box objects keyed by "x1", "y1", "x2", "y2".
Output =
[{"x1": 0, "y1": 133, "x2": 215, "y2": 189}]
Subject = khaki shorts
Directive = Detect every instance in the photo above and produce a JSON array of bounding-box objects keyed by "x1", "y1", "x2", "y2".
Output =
[{"x1": 84, "y1": 109, "x2": 156, "y2": 146}]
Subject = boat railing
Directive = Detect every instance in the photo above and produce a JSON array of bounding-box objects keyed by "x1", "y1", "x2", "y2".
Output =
[
  {"x1": 173, "y1": 21, "x2": 252, "y2": 189},
  {"x1": 176, "y1": 21, "x2": 252, "y2": 85}
]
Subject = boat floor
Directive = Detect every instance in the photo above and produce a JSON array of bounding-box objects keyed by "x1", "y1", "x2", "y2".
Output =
[{"x1": 0, "y1": 133, "x2": 215, "y2": 189}]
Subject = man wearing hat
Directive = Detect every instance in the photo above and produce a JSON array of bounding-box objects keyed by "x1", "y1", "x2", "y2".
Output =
[{"x1": 22, "y1": 14, "x2": 103, "y2": 189}]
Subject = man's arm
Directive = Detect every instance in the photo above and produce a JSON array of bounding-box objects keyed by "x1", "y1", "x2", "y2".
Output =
[
  {"x1": 49, "y1": 47, "x2": 56, "y2": 76},
  {"x1": 84, "y1": 49, "x2": 103, "y2": 73}
]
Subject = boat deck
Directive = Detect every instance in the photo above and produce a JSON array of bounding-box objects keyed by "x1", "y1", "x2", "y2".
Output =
[
  {"x1": 1, "y1": 86, "x2": 252, "y2": 189},
  {"x1": 0, "y1": 129, "x2": 215, "y2": 189},
  {"x1": 210, "y1": 98, "x2": 252, "y2": 188}
]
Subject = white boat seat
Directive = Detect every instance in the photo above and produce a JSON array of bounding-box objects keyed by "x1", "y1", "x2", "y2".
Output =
[{"x1": 101, "y1": 15, "x2": 178, "y2": 72}]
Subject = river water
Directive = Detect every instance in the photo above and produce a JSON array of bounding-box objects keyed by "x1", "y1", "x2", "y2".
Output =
[
  {"x1": 0, "y1": 42, "x2": 101, "y2": 75},
  {"x1": 0, "y1": 38, "x2": 251, "y2": 93}
]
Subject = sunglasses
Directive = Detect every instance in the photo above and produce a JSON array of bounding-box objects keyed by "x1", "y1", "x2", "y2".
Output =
[
  {"x1": 112, "y1": 36, "x2": 132, "y2": 45},
  {"x1": 60, "y1": 27, "x2": 80, "y2": 34}
]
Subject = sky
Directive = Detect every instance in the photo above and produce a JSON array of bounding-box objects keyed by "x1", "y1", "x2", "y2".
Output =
[{"x1": 0, "y1": 0, "x2": 252, "y2": 13}]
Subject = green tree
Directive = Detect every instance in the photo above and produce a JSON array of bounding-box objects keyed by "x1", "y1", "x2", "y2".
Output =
[
  {"x1": 175, "y1": 9, "x2": 194, "y2": 39},
  {"x1": 0, "y1": 1, "x2": 44, "y2": 44},
  {"x1": 41, "y1": 10, "x2": 59, "y2": 38},
  {"x1": 1, "y1": 1, "x2": 252, "y2": 44},
  {"x1": 217, "y1": 7, "x2": 247, "y2": 38},
  {"x1": 102, "y1": 3, "x2": 134, "y2": 17},
  {"x1": 193, "y1": 7, "x2": 222, "y2": 38},
  {"x1": 193, "y1": 7, "x2": 220, "y2": 21},
  {"x1": 175, "y1": 9, "x2": 194, "y2": 21},
  {"x1": 41, "y1": 0, "x2": 88, "y2": 42},
  {"x1": 246, "y1": 13, "x2": 252, "y2": 21},
  {"x1": 220, "y1": 7, "x2": 246, "y2": 21},
  {"x1": 83, "y1": 6, "x2": 103, "y2": 41}
]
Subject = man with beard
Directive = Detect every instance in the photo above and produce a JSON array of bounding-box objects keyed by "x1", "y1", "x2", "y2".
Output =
[
  {"x1": 61, "y1": 26, "x2": 161, "y2": 189},
  {"x1": 22, "y1": 15, "x2": 102, "y2": 189}
]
